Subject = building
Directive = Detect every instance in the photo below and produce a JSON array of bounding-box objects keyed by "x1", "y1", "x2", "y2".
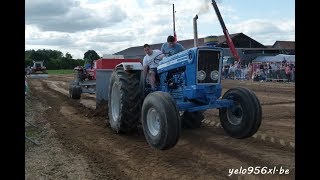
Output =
[
  {"x1": 272, "y1": 41, "x2": 295, "y2": 55},
  {"x1": 113, "y1": 32, "x2": 294, "y2": 63}
]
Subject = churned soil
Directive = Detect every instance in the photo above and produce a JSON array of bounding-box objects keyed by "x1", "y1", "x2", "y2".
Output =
[{"x1": 25, "y1": 75, "x2": 294, "y2": 180}]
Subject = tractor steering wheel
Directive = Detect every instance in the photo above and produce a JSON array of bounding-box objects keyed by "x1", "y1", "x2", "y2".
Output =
[
  {"x1": 162, "y1": 51, "x2": 172, "y2": 57},
  {"x1": 153, "y1": 53, "x2": 164, "y2": 65},
  {"x1": 148, "y1": 53, "x2": 164, "y2": 67},
  {"x1": 152, "y1": 52, "x2": 172, "y2": 65}
]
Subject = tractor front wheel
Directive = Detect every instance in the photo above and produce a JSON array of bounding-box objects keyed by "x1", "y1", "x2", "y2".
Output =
[
  {"x1": 141, "y1": 91, "x2": 181, "y2": 150},
  {"x1": 219, "y1": 87, "x2": 262, "y2": 139}
]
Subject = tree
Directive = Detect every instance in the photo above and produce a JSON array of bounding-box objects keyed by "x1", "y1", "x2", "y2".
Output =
[
  {"x1": 65, "y1": 52, "x2": 73, "y2": 60},
  {"x1": 83, "y1": 50, "x2": 100, "y2": 64},
  {"x1": 25, "y1": 49, "x2": 83, "y2": 70}
]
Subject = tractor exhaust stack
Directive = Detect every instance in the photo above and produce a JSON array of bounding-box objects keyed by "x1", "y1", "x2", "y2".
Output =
[{"x1": 193, "y1": 14, "x2": 199, "y2": 47}]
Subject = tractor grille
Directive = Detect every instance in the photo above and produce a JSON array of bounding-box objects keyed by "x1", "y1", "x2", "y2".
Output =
[{"x1": 197, "y1": 50, "x2": 220, "y2": 84}]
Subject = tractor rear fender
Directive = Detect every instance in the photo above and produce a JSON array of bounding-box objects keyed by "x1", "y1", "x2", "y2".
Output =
[{"x1": 116, "y1": 62, "x2": 143, "y2": 71}]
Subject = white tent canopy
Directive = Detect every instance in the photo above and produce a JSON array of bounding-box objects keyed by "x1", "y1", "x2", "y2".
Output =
[{"x1": 252, "y1": 54, "x2": 295, "y2": 63}]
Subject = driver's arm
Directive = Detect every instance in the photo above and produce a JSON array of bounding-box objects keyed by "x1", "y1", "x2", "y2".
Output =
[
  {"x1": 161, "y1": 43, "x2": 165, "y2": 53},
  {"x1": 159, "y1": 53, "x2": 165, "y2": 60},
  {"x1": 143, "y1": 65, "x2": 148, "y2": 79},
  {"x1": 155, "y1": 50, "x2": 165, "y2": 61},
  {"x1": 142, "y1": 57, "x2": 148, "y2": 79}
]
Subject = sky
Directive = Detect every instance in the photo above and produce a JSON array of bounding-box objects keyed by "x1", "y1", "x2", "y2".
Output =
[{"x1": 25, "y1": 0, "x2": 295, "y2": 59}]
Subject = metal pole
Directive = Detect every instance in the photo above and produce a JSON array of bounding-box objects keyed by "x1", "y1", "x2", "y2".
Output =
[{"x1": 173, "y1": 4, "x2": 175, "y2": 33}]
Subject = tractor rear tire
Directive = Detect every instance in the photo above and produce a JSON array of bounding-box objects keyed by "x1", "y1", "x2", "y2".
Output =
[
  {"x1": 219, "y1": 87, "x2": 262, "y2": 139},
  {"x1": 141, "y1": 91, "x2": 181, "y2": 150},
  {"x1": 181, "y1": 111, "x2": 205, "y2": 129},
  {"x1": 69, "y1": 85, "x2": 82, "y2": 99},
  {"x1": 108, "y1": 66, "x2": 143, "y2": 133}
]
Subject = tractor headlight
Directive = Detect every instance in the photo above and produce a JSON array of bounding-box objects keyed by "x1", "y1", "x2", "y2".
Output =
[
  {"x1": 197, "y1": 70, "x2": 206, "y2": 81},
  {"x1": 210, "y1": 70, "x2": 219, "y2": 80}
]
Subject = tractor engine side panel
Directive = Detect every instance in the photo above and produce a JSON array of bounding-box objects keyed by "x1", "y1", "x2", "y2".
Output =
[{"x1": 158, "y1": 47, "x2": 223, "y2": 105}]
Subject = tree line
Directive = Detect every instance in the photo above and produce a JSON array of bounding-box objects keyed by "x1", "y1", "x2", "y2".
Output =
[{"x1": 25, "y1": 49, "x2": 100, "y2": 70}]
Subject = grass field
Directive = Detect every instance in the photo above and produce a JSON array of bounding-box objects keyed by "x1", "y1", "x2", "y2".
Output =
[{"x1": 46, "y1": 69, "x2": 74, "y2": 74}]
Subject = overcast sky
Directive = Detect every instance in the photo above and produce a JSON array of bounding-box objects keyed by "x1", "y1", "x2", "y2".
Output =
[{"x1": 25, "y1": 0, "x2": 295, "y2": 59}]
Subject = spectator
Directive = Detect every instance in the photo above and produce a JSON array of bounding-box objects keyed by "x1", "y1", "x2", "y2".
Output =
[
  {"x1": 235, "y1": 62, "x2": 241, "y2": 80},
  {"x1": 285, "y1": 63, "x2": 292, "y2": 82},
  {"x1": 224, "y1": 64, "x2": 230, "y2": 79},
  {"x1": 290, "y1": 63, "x2": 295, "y2": 82},
  {"x1": 248, "y1": 63, "x2": 253, "y2": 80}
]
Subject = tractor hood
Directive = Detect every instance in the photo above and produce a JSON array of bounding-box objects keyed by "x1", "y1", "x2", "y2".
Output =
[
  {"x1": 157, "y1": 46, "x2": 222, "y2": 74},
  {"x1": 157, "y1": 48, "x2": 194, "y2": 73}
]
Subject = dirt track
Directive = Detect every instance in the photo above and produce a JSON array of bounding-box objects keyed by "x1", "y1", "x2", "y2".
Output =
[{"x1": 25, "y1": 74, "x2": 295, "y2": 180}]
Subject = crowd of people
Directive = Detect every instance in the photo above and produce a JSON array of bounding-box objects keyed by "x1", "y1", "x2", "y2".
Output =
[{"x1": 222, "y1": 60, "x2": 295, "y2": 82}]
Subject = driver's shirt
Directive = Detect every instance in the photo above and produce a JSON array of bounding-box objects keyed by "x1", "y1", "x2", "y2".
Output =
[
  {"x1": 143, "y1": 49, "x2": 163, "y2": 69},
  {"x1": 161, "y1": 42, "x2": 185, "y2": 57}
]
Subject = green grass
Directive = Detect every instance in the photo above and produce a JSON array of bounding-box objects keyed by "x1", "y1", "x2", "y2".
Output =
[{"x1": 47, "y1": 69, "x2": 74, "y2": 74}]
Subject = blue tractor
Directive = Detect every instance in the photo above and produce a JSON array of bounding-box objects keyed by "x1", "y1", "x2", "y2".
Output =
[
  {"x1": 107, "y1": 1, "x2": 261, "y2": 150},
  {"x1": 107, "y1": 44, "x2": 261, "y2": 150}
]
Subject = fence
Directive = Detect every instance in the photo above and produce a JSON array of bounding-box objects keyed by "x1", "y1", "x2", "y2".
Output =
[{"x1": 266, "y1": 69, "x2": 291, "y2": 82}]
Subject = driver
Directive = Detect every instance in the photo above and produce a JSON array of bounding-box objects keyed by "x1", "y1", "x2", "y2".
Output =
[
  {"x1": 142, "y1": 44, "x2": 164, "y2": 91},
  {"x1": 161, "y1": 35, "x2": 185, "y2": 57}
]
